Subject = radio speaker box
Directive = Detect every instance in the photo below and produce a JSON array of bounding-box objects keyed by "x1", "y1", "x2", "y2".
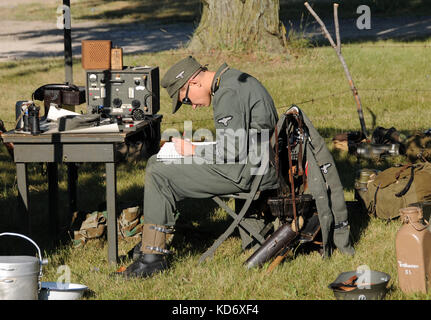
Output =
[{"x1": 81, "y1": 40, "x2": 112, "y2": 70}]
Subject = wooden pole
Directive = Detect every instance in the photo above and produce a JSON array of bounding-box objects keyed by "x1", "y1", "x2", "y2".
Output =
[
  {"x1": 62, "y1": 0, "x2": 73, "y2": 84},
  {"x1": 304, "y1": 2, "x2": 369, "y2": 140},
  {"x1": 334, "y1": 3, "x2": 341, "y2": 53}
]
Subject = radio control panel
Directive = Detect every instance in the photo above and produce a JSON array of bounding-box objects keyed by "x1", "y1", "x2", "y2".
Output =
[{"x1": 86, "y1": 66, "x2": 160, "y2": 120}]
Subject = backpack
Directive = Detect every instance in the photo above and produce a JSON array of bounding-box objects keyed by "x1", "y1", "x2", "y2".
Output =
[{"x1": 355, "y1": 162, "x2": 431, "y2": 220}]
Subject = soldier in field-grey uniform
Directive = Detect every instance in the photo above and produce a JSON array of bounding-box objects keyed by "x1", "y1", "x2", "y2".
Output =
[{"x1": 118, "y1": 56, "x2": 280, "y2": 278}]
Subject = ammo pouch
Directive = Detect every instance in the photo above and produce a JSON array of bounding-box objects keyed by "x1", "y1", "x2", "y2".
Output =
[
  {"x1": 58, "y1": 114, "x2": 101, "y2": 132},
  {"x1": 72, "y1": 211, "x2": 107, "y2": 247},
  {"x1": 355, "y1": 162, "x2": 431, "y2": 220},
  {"x1": 117, "y1": 206, "x2": 144, "y2": 240},
  {"x1": 71, "y1": 206, "x2": 144, "y2": 247}
]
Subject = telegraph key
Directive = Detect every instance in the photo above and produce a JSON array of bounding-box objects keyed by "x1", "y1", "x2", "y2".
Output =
[{"x1": 86, "y1": 66, "x2": 160, "y2": 120}]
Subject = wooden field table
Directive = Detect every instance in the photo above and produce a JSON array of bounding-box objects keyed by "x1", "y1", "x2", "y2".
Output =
[{"x1": 3, "y1": 114, "x2": 162, "y2": 264}]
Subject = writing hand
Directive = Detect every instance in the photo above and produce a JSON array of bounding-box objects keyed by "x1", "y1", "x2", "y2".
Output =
[{"x1": 172, "y1": 137, "x2": 195, "y2": 156}]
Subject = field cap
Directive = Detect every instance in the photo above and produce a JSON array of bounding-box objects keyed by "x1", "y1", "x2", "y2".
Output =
[{"x1": 161, "y1": 56, "x2": 202, "y2": 114}]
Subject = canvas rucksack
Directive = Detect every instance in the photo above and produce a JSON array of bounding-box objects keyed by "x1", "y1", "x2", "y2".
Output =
[{"x1": 355, "y1": 162, "x2": 431, "y2": 220}]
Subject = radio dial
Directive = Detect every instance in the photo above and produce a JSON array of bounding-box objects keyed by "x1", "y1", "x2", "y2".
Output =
[
  {"x1": 131, "y1": 100, "x2": 141, "y2": 108},
  {"x1": 112, "y1": 98, "x2": 122, "y2": 107}
]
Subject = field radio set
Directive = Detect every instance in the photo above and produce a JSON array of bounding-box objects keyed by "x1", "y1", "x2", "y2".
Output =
[
  {"x1": 6, "y1": 38, "x2": 163, "y2": 163},
  {"x1": 13, "y1": 40, "x2": 162, "y2": 137},
  {"x1": 85, "y1": 66, "x2": 160, "y2": 120},
  {"x1": 81, "y1": 40, "x2": 160, "y2": 121}
]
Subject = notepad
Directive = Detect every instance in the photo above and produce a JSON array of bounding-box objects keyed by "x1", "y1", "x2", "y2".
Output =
[{"x1": 156, "y1": 141, "x2": 216, "y2": 160}]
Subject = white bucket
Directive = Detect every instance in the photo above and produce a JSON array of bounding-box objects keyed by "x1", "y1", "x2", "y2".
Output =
[
  {"x1": 38, "y1": 282, "x2": 88, "y2": 300},
  {"x1": 0, "y1": 233, "x2": 48, "y2": 300}
]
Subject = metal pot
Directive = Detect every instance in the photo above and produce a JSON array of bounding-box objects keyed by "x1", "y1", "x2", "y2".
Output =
[
  {"x1": 329, "y1": 270, "x2": 391, "y2": 300},
  {"x1": 0, "y1": 233, "x2": 48, "y2": 300},
  {"x1": 39, "y1": 282, "x2": 88, "y2": 300}
]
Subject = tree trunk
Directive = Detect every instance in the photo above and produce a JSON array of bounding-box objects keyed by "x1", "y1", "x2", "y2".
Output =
[{"x1": 188, "y1": 0, "x2": 286, "y2": 52}]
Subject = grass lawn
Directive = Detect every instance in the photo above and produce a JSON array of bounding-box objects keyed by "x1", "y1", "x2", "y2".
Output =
[{"x1": 1, "y1": 36, "x2": 431, "y2": 300}]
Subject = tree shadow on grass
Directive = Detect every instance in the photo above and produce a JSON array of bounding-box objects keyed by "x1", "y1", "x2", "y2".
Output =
[
  {"x1": 281, "y1": 0, "x2": 431, "y2": 21},
  {"x1": 0, "y1": 157, "x2": 111, "y2": 258},
  {"x1": 0, "y1": 144, "x2": 61, "y2": 256},
  {"x1": 283, "y1": 4, "x2": 431, "y2": 49},
  {"x1": 169, "y1": 197, "x2": 232, "y2": 257},
  {"x1": 78, "y1": 0, "x2": 202, "y2": 25}
]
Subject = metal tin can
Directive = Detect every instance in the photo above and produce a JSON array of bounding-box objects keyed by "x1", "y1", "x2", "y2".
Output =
[{"x1": 0, "y1": 233, "x2": 46, "y2": 300}]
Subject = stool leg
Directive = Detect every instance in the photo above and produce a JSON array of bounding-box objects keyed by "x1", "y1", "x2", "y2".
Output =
[{"x1": 199, "y1": 196, "x2": 261, "y2": 264}]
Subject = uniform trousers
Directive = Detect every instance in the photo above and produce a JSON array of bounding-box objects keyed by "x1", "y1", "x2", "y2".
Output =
[{"x1": 143, "y1": 155, "x2": 248, "y2": 227}]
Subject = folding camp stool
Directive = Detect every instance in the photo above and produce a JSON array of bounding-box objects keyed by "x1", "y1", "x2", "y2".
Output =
[
  {"x1": 198, "y1": 170, "x2": 271, "y2": 263},
  {"x1": 197, "y1": 131, "x2": 280, "y2": 264},
  {"x1": 198, "y1": 113, "x2": 292, "y2": 263}
]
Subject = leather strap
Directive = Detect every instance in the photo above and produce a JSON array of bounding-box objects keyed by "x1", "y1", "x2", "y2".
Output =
[
  {"x1": 372, "y1": 184, "x2": 380, "y2": 217},
  {"x1": 395, "y1": 165, "x2": 415, "y2": 197},
  {"x1": 150, "y1": 225, "x2": 174, "y2": 234}
]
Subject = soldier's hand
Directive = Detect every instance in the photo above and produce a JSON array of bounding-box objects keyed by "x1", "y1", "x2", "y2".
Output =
[{"x1": 172, "y1": 137, "x2": 195, "y2": 156}]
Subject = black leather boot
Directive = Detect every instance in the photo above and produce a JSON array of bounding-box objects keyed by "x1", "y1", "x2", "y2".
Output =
[
  {"x1": 116, "y1": 253, "x2": 169, "y2": 279},
  {"x1": 114, "y1": 223, "x2": 173, "y2": 279},
  {"x1": 126, "y1": 243, "x2": 142, "y2": 261}
]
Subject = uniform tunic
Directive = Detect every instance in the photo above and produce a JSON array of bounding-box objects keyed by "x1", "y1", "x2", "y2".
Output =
[{"x1": 143, "y1": 63, "x2": 279, "y2": 226}]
